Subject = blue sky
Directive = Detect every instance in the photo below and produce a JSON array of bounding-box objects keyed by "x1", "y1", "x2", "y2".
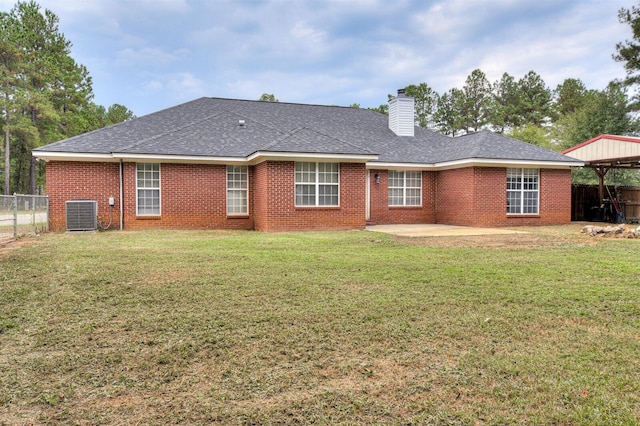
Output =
[{"x1": 1, "y1": 0, "x2": 636, "y2": 117}]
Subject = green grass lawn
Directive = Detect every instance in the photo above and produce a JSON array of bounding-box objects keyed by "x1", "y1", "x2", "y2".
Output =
[{"x1": 1, "y1": 227, "x2": 639, "y2": 424}]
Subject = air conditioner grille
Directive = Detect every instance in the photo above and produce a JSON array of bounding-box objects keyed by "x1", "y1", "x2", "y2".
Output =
[{"x1": 66, "y1": 200, "x2": 98, "y2": 231}]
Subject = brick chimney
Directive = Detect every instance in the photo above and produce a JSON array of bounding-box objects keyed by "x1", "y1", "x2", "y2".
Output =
[{"x1": 388, "y1": 89, "x2": 414, "y2": 137}]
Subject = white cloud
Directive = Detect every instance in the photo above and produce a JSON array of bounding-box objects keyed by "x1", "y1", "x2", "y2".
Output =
[
  {"x1": 290, "y1": 21, "x2": 326, "y2": 44},
  {"x1": 4, "y1": 0, "x2": 639, "y2": 116},
  {"x1": 116, "y1": 47, "x2": 190, "y2": 67}
]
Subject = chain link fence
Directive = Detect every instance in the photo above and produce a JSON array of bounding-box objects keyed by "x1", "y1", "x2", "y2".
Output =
[{"x1": 0, "y1": 194, "x2": 49, "y2": 243}]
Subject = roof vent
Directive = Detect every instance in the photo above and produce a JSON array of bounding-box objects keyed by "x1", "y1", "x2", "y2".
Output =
[
  {"x1": 388, "y1": 89, "x2": 414, "y2": 137},
  {"x1": 238, "y1": 119, "x2": 246, "y2": 127},
  {"x1": 66, "y1": 200, "x2": 97, "y2": 231}
]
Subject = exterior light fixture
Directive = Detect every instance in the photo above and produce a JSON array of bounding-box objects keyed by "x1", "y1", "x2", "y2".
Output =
[{"x1": 374, "y1": 173, "x2": 380, "y2": 184}]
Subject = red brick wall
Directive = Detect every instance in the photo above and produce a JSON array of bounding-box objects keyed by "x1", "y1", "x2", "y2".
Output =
[
  {"x1": 253, "y1": 162, "x2": 270, "y2": 231},
  {"x1": 435, "y1": 167, "x2": 572, "y2": 226},
  {"x1": 122, "y1": 163, "x2": 253, "y2": 230},
  {"x1": 436, "y1": 168, "x2": 477, "y2": 225},
  {"x1": 45, "y1": 161, "x2": 121, "y2": 232},
  {"x1": 368, "y1": 169, "x2": 436, "y2": 224},
  {"x1": 46, "y1": 160, "x2": 572, "y2": 232},
  {"x1": 254, "y1": 161, "x2": 366, "y2": 231}
]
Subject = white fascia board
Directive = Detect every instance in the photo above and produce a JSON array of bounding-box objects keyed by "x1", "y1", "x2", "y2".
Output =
[
  {"x1": 368, "y1": 158, "x2": 583, "y2": 170},
  {"x1": 367, "y1": 162, "x2": 435, "y2": 170},
  {"x1": 32, "y1": 150, "x2": 248, "y2": 164},
  {"x1": 32, "y1": 151, "x2": 117, "y2": 162},
  {"x1": 247, "y1": 151, "x2": 378, "y2": 164},
  {"x1": 111, "y1": 153, "x2": 246, "y2": 164},
  {"x1": 433, "y1": 158, "x2": 584, "y2": 170}
]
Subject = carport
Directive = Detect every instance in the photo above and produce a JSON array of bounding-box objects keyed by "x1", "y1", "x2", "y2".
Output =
[
  {"x1": 563, "y1": 134, "x2": 640, "y2": 221},
  {"x1": 563, "y1": 134, "x2": 640, "y2": 202}
]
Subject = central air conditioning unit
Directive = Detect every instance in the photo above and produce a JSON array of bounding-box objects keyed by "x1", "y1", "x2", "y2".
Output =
[{"x1": 66, "y1": 200, "x2": 98, "y2": 231}]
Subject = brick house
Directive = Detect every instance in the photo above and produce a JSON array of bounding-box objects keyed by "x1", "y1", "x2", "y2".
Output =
[{"x1": 33, "y1": 92, "x2": 582, "y2": 232}]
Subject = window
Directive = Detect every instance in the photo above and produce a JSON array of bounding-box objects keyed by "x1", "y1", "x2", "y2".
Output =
[
  {"x1": 388, "y1": 170, "x2": 422, "y2": 206},
  {"x1": 507, "y1": 168, "x2": 539, "y2": 214},
  {"x1": 227, "y1": 165, "x2": 248, "y2": 215},
  {"x1": 136, "y1": 163, "x2": 160, "y2": 215},
  {"x1": 295, "y1": 162, "x2": 339, "y2": 206}
]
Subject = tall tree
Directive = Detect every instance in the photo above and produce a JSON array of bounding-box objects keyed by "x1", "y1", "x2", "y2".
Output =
[
  {"x1": 507, "y1": 124, "x2": 552, "y2": 150},
  {"x1": 404, "y1": 82, "x2": 438, "y2": 129},
  {"x1": 0, "y1": 7, "x2": 24, "y2": 194},
  {"x1": 462, "y1": 69, "x2": 492, "y2": 132},
  {"x1": 517, "y1": 71, "x2": 553, "y2": 126},
  {"x1": 368, "y1": 104, "x2": 388, "y2": 115},
  {"x1": 434, "y1": 88, "x2": 465, "y2": 136},
  {"x1": 258, "y1": 93, "x2": 278, "y2": 102},
  {"x1": 614, "y1": 4, "x2": 640, "y2": 109},
  {"x1": 555, "y1": 82, "x2": 634, "y2": 151},
  {"x1": 0, "y1": 1, "x2": 97, "y2": 194},
  {"x1": 488, "y1": 72, "x2": 521, "y2": 133},
  {"x1": 105, "y1": 103, "x2": 135, "y2": 126},
  {"x1": 554, "y1": 78, "x2": 587, "y2": 117}
]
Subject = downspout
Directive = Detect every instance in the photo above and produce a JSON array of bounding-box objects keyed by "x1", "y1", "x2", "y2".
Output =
[
  {"x1": 119, "y1": 159, "x2": 124, "y2": 230},
  {"x1": 365, "y1": 169, "x2": 370, "y2": 222}
]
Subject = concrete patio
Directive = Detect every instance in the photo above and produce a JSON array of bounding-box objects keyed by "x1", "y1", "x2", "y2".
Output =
[{"x1": 366, "y1": 224, "x2": 529, "y2": 237}]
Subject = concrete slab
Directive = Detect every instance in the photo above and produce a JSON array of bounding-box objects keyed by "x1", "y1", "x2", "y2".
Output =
[{"x1": 366, "y1": 224, "x2": 529, "y2": 237}]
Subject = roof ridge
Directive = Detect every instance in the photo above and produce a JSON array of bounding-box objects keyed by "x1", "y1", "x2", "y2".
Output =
[
  {"x1": 302, "y1": 126, "x2": 372, "y2": 153},
  {"x1": 207, "y1": 96, "x2": 356, "y2": 110},
  {"x1": 259, "y1": 126, "x2": 307, "y2": 150}
]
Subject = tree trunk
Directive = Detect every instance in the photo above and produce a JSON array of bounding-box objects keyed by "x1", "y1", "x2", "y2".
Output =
[
  {"x1": 29, "y1": 156, "x2": 36, "y2": 194},
  {"x1": 3, "y1": 103, "x2": 9, "y2": 195},
  {"x1": 29, "y1": 105, "x2": 37, "y2": 194}
]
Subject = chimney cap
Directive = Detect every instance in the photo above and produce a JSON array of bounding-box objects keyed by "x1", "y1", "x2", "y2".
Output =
[{"x1": 397, "y1": 89, "x2": 406, "y2": 96}]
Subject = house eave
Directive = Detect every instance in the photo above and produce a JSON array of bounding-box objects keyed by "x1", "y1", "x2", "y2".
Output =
[
  {"x1": 247, "y1": 151, "x2": 378, "y2": 164},
  {"x1": 32, "y1": 151, "x2": 119, "y2": 162},
  {"x1": 432, "y1": 158, "x2": 583, "y2": 170},
  {"x1": 111, "y1": 153, "x2": 247, "y2": 164},
  {"x1": 367, "y1": 158, "x2": 583, "y2": 170},
  {"x1": 33, "y1": 150, "x2": 380, "y2": 165}
]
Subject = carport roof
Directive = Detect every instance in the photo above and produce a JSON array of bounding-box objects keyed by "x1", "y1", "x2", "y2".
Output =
[{"x1": 562, "y1": 134, "x2": 640, "y2": 168}]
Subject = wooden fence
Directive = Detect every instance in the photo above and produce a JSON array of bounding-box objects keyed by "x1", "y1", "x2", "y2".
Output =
[{"x1": 572, "y1": 185, "x2": 640, "y2": 223}]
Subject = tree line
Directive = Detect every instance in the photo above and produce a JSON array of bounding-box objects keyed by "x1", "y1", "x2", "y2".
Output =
[
  {"x1": 4, "y1": 1, "x2": 640, "y2": 193},
  {"x1": 367, "y1": 71, "x2": 635, "y2": 155},
  {"x1": 1, "y1": 1, "x2": 134, "y2": 195}
]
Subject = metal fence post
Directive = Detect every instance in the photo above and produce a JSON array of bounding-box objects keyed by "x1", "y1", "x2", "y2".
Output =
[
  {"x1": 31, "y1": 195, "x2": 36, "y2": 234},
  {"x1": 13, "y1": 193, "x2": 18, "y2": 238}
]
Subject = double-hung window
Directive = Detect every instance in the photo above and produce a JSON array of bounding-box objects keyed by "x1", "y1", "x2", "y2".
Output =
[
  {"x1": 136, "y1": 163, "x2": 160, "y2": 215},
  {"x1": 227, "y1": 165, "x2": 248, "y2": 215},
  {"x1": 388, "y1": 170, "x2": 421, "y2": 206},
  {"x1": 507, "y1": 168, "x2": 539, "y2": 214},
  {"x1": 295, "y1": 162, "x2": 339, "y2": 206}
]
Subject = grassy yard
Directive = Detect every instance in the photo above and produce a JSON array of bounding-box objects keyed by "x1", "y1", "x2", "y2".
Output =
[{"x1": 1, "y1": 226, "x2": 639, "y2": 424}]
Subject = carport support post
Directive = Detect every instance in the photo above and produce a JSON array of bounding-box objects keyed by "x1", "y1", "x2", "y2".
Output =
[{"x1": 594, "y1": 166, "x2": 609, "y2": 204}]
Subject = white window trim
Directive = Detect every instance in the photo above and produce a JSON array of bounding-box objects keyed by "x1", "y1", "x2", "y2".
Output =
[
  {"x1": 294, "y1": 162, "x2": 340, "y2": 207},
  {"x1": 388, "y1": 170, "x2": 422, "y2": 207},
  {"x1": 136, "y1": 163, "x2": 161, "y2": 216},
  {"x1": 226, "y1": 165, "x2": 249, "y2": 216},
  {"x1": 506, "y1": 168, "x2": 540, "y2": 215}
]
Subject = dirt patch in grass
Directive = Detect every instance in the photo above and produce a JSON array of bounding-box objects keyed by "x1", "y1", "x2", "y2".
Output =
[{"x1": 0, "y1": 236, "x2": 40, "y2": 255}]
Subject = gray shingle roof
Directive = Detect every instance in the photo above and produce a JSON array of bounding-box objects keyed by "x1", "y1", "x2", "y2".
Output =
[{"x1": 34, "y1": 97, "x2": 582, "y2": 165}]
